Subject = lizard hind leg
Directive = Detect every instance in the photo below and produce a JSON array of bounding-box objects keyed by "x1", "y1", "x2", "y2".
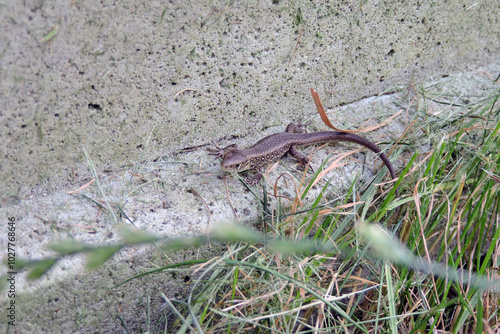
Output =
[
  {"x1": 286, "y1": 123, "x2": 313, "y2": 171},
  {"x1": 289, "y1": 145, "x2": 313, "y2": 172},
  {"x1": 285, "y1": 122, "x2": 308, "y2": 134}
]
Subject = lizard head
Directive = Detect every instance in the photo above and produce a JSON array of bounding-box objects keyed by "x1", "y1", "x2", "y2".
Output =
[{"x1": 221, "y1": 151, "x2": 252, "y2": 172}]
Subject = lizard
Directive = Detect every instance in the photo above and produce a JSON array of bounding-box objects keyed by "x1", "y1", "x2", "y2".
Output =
[{"x1": 209, "y1": 123, "x2": 398, "y2": 197}]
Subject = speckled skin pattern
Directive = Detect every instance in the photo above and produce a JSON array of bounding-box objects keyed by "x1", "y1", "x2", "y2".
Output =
[{"x1": 209, "y1": 123, "x2": 398, "y2": 194}]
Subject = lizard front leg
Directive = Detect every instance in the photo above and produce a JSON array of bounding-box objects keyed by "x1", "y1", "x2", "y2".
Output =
[
  {"x1": 244, "y1": 167, "x2": 264, "y2": 186},
  {"x1": 207, "y1": 144, "x2": 239, "y2": 159}
]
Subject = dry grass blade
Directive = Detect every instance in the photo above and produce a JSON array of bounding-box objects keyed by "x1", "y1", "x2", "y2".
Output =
[
  {"x1": 310, "y1": 87, "x2": 402, "y2": 133},
  {"x1": 310, "y1": 149, "x2": 360, "y2": 188},
  {"x1": 67, "y1": 179, "x2": 95, "y2": 194}
]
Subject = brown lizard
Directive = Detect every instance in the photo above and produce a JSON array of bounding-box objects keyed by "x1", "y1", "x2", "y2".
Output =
[{"x1": 209, "y1": 123, "x2": 398, "y2": 197}]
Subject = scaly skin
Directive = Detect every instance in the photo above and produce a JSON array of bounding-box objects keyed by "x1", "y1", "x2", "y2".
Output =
[{"x1": 209, "y1": 123, "x2": 398, "y2": 197}]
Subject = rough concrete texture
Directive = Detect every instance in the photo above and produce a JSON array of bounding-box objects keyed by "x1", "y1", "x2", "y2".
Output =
[
  {"x1": 1, "y1": 65, "x2": 499, "y2": 333},
  {"x1": 1, "y1": 0, "x2": 499, "y2": 198},
  {"x1": 0, "y1": 0, "x2": 499, "y2": 333}
]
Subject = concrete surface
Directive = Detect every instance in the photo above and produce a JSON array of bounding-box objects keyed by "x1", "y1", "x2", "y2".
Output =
[{"x1": 0, "y1": 0, "x2": 499, "y2": 332}]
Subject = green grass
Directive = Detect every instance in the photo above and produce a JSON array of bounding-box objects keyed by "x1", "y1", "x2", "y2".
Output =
[
  {"x1": 154, "y1": 84, "x2": 500, "y2": 333},
  {"x1": 11, "y1": 83, "x2": 500, "y2": 333}
]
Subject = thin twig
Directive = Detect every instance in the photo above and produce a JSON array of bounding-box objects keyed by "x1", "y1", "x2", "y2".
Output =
[
  {"x1": 288, "y1": 24, "x2": 305, "y2": 67},
  {"x1": 174, "y1": 88, "x2": 196, "y2": 99},
  {"x1": 224, "y1": 175, "x2": 239, "y2": 221},
  {"x1": 189, "y1": 189, "x2": 212, "y2": 246}
]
